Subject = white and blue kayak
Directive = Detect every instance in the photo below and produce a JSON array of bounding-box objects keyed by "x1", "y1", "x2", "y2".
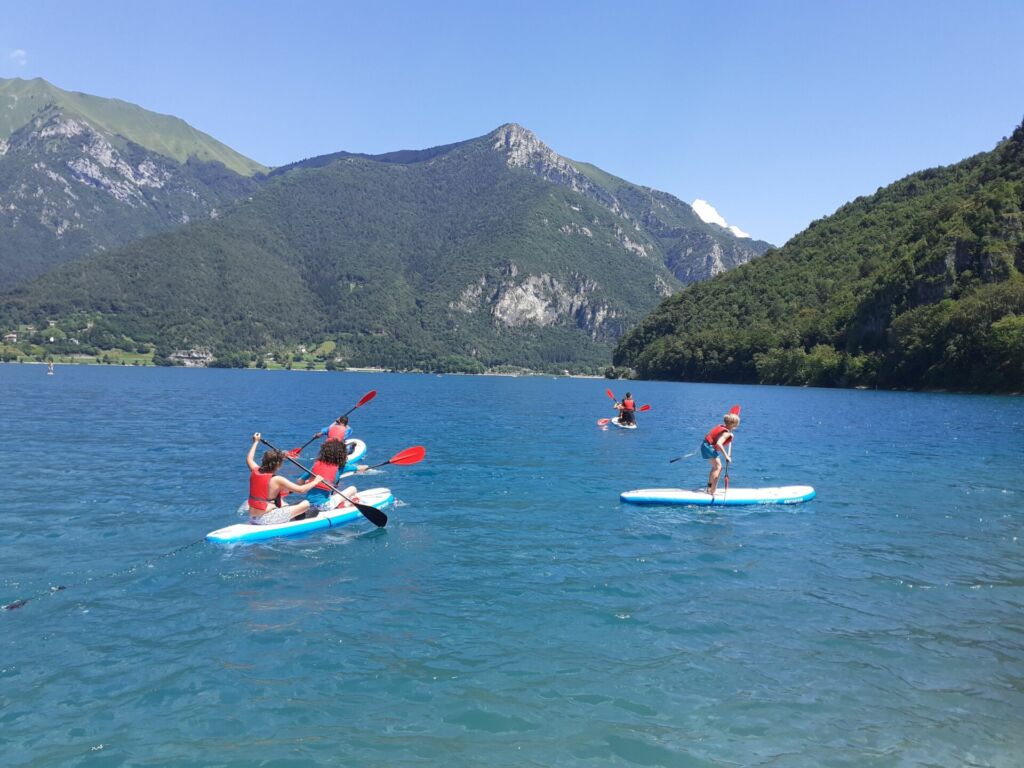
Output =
[
  {"x1": 344, "y1": 438, "x2": 366, "y2": 469},
  {"x1": 611, "y1": 417, "x2": 637, "y2": 430},
  {"x1": 207, "y1": 487, "x2": 394, "y2": 543},
  {"x1": 620, "y1": 485, "x2": 815, "y2": 507}
]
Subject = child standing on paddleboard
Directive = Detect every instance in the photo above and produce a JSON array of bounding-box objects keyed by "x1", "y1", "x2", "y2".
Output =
[
  {"x1": 702, "y1": 412, "x2": 740, "y2": 494},
  {"x1": 247, "y1": 433, "x2": 323, "y2": 524}
]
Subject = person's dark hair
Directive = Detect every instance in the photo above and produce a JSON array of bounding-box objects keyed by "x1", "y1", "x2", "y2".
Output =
[
  {"x1": 318, "y1": 438, "x2": 349, "y2": 466},
  {"x1": 625, "y1": 392, "x2": 632, "y2": 398},
  {"x1": 259, "y1": 449, "x2": 284, "y2": 473},
  {"x1": 335, "y1": 415, "x2": 349, "y2": 426}
]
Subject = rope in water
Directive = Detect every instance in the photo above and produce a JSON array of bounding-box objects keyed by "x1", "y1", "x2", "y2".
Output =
[{"x1": 2, "y1": 536, "x2": 206, "y2": 612}]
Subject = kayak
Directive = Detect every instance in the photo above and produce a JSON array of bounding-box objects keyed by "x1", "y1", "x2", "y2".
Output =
[
  {"x1": 345, "y1": 438, "x2": 367, "y2": 469},
  {"x1": 207, "y1": 486, "x2": 394, "y2": 543},
  {"x1": 620, "y1": 485, "x2": 816, "y2": 506},
  {"x1": 610, "y1": 418, "x2": 637, "y2": 430}
]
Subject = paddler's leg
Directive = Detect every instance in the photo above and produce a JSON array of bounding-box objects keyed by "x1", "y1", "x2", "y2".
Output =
[{"x1": 707, "y1": 456, "x2": 722, "y2": 494}]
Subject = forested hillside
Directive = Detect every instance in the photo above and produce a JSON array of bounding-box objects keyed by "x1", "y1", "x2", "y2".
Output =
[
  {"x1": 614, "y1": 121, "x2": 1024, "y2": 392},
  {"x1": 0, "y1": 78, "x2": 264, "y2": 286},
  {"x1": 1, "y1": 124, "x2": 769, "y2": 373}
]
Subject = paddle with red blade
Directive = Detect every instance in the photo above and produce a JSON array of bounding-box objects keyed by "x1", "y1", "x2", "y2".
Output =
[
  {"x1": 261, "y1": 437, "x2": 388, "y2": 527},
  {"x1": 360, "y1": 445, "x2": 426, "y2": 471},
  {"x1": 287, "y1": 390, "x2": 378, "y2": 457},
  {"x1": 343, "y1": 389, "x2": 378, "y2": 418}
]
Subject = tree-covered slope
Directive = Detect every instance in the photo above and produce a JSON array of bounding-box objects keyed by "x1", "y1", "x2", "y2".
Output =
[
  {"x1": 614, "y1": 122, "x2": 1024, "y2": 392},
  {"x1": 0, "y1": 124, "x2": 770, "y2": 372},
  {"x1": 0, "y1": 78, "x2": 263, "y2": 286}
]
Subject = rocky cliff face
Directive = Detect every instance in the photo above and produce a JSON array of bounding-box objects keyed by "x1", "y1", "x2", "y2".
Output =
[
  {"x1": 0, "y1": 107, "x2": 257, "y2": 286},
  {"x1": 451, "y1": 263, "x2": 625, "y2": 340},
  {"x1": 489, "y1": 123, "x2": 772, "y2": 285}
]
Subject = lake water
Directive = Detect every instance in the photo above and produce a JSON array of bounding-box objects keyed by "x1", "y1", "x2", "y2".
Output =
[{"x1": 1, "y1": 364, "x2": 1022, "y2": 766}]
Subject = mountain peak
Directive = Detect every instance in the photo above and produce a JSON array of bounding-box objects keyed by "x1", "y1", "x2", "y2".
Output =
[
  {"x1": 489, "y1": 123, "x2": 558, "y2": 167},
  {"x1": 0, "y1": 76, "x2": 266, "y2": 176}
]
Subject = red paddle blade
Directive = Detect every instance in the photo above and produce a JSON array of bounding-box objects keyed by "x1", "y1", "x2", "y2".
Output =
[
  {"x1": 606, "y1": 389, "x2": 616, "y2": 400},
  {"x1": 388, "y1": 445, "x2": 426, "y2": 466},
  {"x1": 638, "y1": 404, "x2": 651, "y2": 412},
  {"x1": 597, "y1": 418, "x2": 610, "y2": 425},
  {"x1": 356, "y1": 390, "x2": 377, "y2": 408},
  {"x1": 729, "y1": 404, "x2": 741, "y2": 415},
  {"x1": 286, "y1": 448, "x2": 301, "y2": 458}
]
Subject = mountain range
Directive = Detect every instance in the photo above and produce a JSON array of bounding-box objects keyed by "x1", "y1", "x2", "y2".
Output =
[{"x1": 0, "y1": 79, "x2": 771, "y2": 372}]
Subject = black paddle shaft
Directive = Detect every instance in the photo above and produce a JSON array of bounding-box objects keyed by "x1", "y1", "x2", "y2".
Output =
[{"x1": 259, "y1": 438, "x2": 387, "y2": 527}]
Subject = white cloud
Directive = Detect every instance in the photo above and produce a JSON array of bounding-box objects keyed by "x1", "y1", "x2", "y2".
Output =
[
  {"x1": 692, "y1": 198, "x2": 751, "y2": 239},
  {"x1": 8, "y1": 49, "x2": 28, "y2": 67},
  {"x1": 691, "y1": 199, "x2": 727, "y2": 227}
]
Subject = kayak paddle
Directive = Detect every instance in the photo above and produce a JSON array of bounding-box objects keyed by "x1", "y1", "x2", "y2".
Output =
[
  {"x1": 606, "y1": 388, "x2": 616, "y2": 401},
  {"x1": 260, "y1": 437, "x2": 388, "y2": 528},
  {"x1": 287, "y1": 390, "x2": 378, "y2": 457},
  {"x1": 288, "y1": 433, "x2": 321, "y2": 458},
  {"x1": 597, "y1": 418, "x2": 610, "y2": 426},
  {"x1": 361, "y1": 445, "x2": 426, "y2": 471},
  {"x1": 344, "y1": 389, "x2": 377, "y2": 418}
]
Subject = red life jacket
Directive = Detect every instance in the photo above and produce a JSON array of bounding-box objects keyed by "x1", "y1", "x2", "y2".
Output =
[
  {"x1": 622, "y1": 398, "x2": 636, "y2": 412},
  {"x1": 248, "y1": 470, "x2": 278, "y2": 511},
  {"x1": 310, "y1": 459, "x2": 341, "y2": 492},
  {"x1": 327, "y1": 423, "x2": 351, "y2": 441},
  {"x1": 704, "y1": 424, "x2": 733, "y2": 448}
]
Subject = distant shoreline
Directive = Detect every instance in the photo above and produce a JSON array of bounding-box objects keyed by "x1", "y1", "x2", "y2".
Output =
[{"x1": 2, "y1": 359, "x2": 608, "y2": 379}]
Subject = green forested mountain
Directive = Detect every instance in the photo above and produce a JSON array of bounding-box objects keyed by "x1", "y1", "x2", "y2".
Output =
[
  {"x1": 0, "y1": 78, "x2": 265, "y2": 175},
  {"x1": 0, "y1": 124, "x2": 770, "y2": 372},
  {"x1": 614, "y1": 121, "x2": 1024, "y2": 392},
  {"x1": 0, "y1": 78, "x2": 264, "y2": 286}
]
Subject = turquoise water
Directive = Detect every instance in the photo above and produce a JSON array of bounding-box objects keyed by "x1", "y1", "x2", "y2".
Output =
[{"x1": 2, "y1": 365, "x2": 1022, "y2": 766}]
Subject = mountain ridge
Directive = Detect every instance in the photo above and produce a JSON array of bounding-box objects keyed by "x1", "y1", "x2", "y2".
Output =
[
  {"x1": 613, "y1": 120, "x2": 1024, "y2": 392},
  {"x1": 1, "y1": 121, "x2": 772, "y2": 372}
]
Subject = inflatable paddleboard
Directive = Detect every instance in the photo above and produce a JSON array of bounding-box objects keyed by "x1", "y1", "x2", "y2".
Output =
[
  {"x1": 611, "y1": 417, "x2": 637, "y2": 430},
  {"x1": 344, "y1": 438, "x2": 366, "y2": 469},
  {"x1": 208, "y1": 487, "x2": 394, "y2": 543},
  {"x1": 620, "y1": 486, "x2": 815, "y2": 506}
]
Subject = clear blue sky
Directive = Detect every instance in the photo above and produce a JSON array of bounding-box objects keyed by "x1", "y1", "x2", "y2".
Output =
[{"x1": 3, "y1": 0, "x2": 1022, "y2": 246}]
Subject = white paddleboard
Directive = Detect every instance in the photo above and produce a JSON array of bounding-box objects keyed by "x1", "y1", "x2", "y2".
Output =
[
  {"x1": 620, "y1": 486, "x2": 815, "y2": 506},
  {"x1": 611, "y1": 417, "x2": 637, "y2": 430},
  {"x1": 208, "y1": 487, "x2": 394, "y2": 543}
]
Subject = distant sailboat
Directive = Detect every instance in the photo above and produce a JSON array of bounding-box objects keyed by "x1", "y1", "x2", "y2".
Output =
[{"x1": 47, "y1": 362, "x2": 54, "y2": 375}]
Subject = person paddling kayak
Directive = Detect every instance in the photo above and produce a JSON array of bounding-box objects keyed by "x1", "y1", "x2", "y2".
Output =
[
  {"x1": 299, "y1": 439, "x2": 367, "y2": 515},
  {"x1": 615, "y1": 392, "x2": 638, "y2": 426},
  {"x1": 247, "y1": 433, "x2": 323, "y2": 525},
  {"x1": 701, "y1": 412, "x2": 740, "y2": 494}
]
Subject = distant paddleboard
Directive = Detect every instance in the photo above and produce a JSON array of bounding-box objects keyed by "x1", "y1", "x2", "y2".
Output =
[
  {"x1": 610, "y1": 417, "x2": 637, "y2": 430},
  {"x1": 620, "y1": 486, "x2": 815, "y2": 506}
]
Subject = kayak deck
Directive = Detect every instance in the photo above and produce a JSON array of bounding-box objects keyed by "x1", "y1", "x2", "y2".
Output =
[
  {"x1": 208, "y1": 487, "x2": 394, "y2": 543},
  {"x1": 620, "y1": 486, "x2": 815, "y2": 506}
]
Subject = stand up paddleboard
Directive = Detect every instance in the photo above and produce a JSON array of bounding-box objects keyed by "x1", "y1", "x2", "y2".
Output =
[
  {"x1": 611, "y1": 417, "x2": 637, "y2": 430},
  {"x1": 620, "y1": 486, "x2": 815, "y2": 506},
  {"x1": 208, "y1": 487, "x2": 394, "y2": 543}
]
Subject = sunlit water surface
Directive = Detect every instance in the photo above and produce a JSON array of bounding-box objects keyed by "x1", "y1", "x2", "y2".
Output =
[{"x1": 1, "y1": 365, "x2": 1022, "y2": 766}]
